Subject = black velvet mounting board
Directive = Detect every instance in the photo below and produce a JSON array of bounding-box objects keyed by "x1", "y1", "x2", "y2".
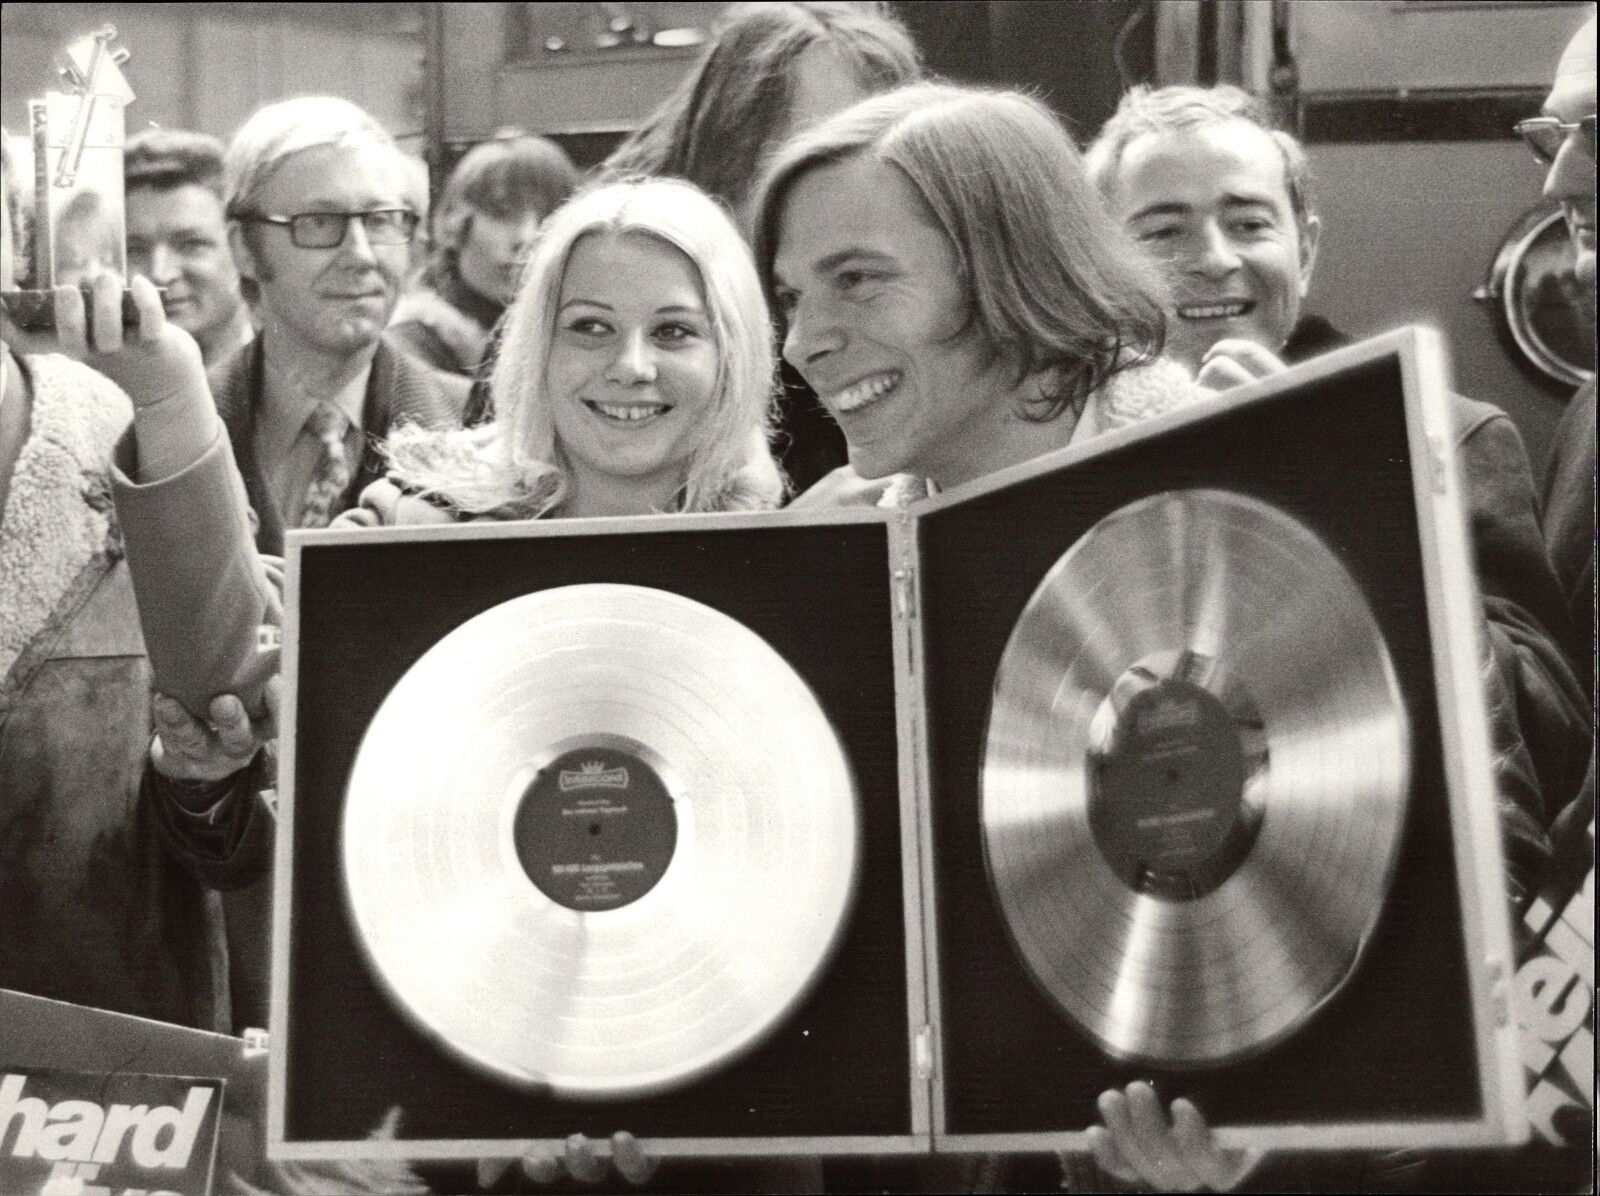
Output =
[
  {"x1": 917, "y1": 355, "x2": 1484, "y2": 1135},
  {"x1": 282, "y1": 520, "x2": 914, "y2": 1146}
]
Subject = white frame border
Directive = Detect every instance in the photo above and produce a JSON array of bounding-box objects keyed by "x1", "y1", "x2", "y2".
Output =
[{"x1": 267, "y1": 504, "x2": 936, "y2": 1160}]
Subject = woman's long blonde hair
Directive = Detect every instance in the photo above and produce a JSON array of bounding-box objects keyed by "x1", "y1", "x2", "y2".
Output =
[{"x1": 387, "y1": 177, "x2": 783, "y2": 517}]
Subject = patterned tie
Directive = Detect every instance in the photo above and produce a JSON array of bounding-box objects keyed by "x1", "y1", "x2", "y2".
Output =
[{"x1": 299, "y1": 402, "x2": 352, "y2": 529}]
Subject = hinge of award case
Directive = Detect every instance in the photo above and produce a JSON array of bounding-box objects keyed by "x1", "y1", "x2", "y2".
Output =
[
  {"x1": 914, "y1": 1023, "x2": 936, "y2": 1081},
  {"x1": 1426, "y1": 432, "x2": 1451, "y2": 495},
  {"x1": 893, "y1": 566, "x2": 917, "y2": 621},
  {"x1": 1485, "y1": 955, "x2": 1511, "y2": 1026}
]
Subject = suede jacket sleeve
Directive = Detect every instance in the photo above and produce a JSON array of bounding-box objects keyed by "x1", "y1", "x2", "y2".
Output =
[
  {"x1": 109, "y1": 421, "x2": 281, "y2": 715},
  {"x1": 110, "y1": 419, "x2": 282, "y2": 890}
]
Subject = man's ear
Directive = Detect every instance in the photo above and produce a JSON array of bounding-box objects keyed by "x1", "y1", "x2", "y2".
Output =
[
  {"x1": 1297, "y1": 214, "x2": 1322, "y2": 296},
  {"x1": 228, "y1": 222, "x2": 261, "y2": 284}
]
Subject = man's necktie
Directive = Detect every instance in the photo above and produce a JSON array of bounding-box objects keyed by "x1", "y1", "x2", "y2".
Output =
[{"x1": 299, "y1": 402, "x2": 352, "y2": 529}]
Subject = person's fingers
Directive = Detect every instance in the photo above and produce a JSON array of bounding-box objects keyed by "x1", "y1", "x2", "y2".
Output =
[
  {"x1": 1125, "y1": 1081, "x2": 1203, "y2": 1192},
  {"x1": 1096, "y1": 1087, "x2": 1154, "y2": 1179},
  {"x1": 52, "y1": 285, "x2": 90, "y2": 359},
  {"x1": 332, "y1": 505, "x2": 379, "y2": 528},
  {"x1": 208, "y1": 692, "x2": 242, "y2": 726},
  {"x1": 88, "y1": 272, "x2": 124, "y2": 354},
  {"x1": 1200, "y1": 338, "x2": 1284, "y2": 375},
  {"x1": 1171, "y1": 1097, "x2": 1229, "y2": 1191},
  {"x1": 1171, "y1": 1099, "x2": 1263, "y2": 1192},
  {"x1": 127, "y1": 274, "x2": 164, "y2": 344},
  {"x1": 207, "y1": 693, "x2": 259, "y2": 757},
  {"x1": 1097, "y1": 1086, "x2": 1135, "y2": 1144},
  {"x1": 1195, "y1": 354, "x2": 1256, "y2": 393},
  {"x1": 476, "y1": 1157, "x2": 514, "y2": 1189},
  {"x1": 522, "y1": 1150, "x2": 562, "y2": 1184},
  {"x1": 153, "y1": 694, "x2": 209, "y2": 758},
  {"x1": 610, "y1": 1131, "x2": 655, "y2": 1185},
  {"x1": 1087, "y1": 1124, "x2": 1141, "y2": 1186},
  {"x1": 519, "y1": 1150, "x2": 561, "y2": 1184},
  {"x1": 564, "y1": 1133, "x2": 606, "y2": 1183}
]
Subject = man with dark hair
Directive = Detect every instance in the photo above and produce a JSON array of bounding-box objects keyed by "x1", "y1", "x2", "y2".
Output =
[
  {"x1": 389, "y1": 133, "x2": 577, "y2": 396},
  {"x1": 215, "y1": 97, "x2": 457, "y2": 554},
  {"x1": 125, "y1": 127, "x2": 252, "y2": 367}
]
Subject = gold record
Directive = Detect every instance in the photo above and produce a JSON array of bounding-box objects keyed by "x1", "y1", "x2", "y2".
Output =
[
  {"x1": 981, "y1": 489, "x2": 1410, "y2": 1067},
  {"x1": 342, "y1": 584, "x2": 858, "y2": 1098}
]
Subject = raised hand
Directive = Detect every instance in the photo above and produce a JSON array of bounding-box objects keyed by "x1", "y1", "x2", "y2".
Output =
[
  {"x1": 1194, "y1": 338, "x2": 1288, "y2": 394},
  {"x1": 150, "y1": 675, "x2": 280, "y2": 787},
  {"x1": 1, "y1": 274, "x2": 203, "y2": 406},
  {"x1": 3, "y1": 274, "x2": 219, "y2": 483},
  {"x1": 1088, "y1": 1081, "x2": 1263, "y2": 1193}
]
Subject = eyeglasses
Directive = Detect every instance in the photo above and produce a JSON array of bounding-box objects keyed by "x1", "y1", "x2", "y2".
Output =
[
  {"x1": 1513, "y1": 115, "x2": 1597, "y2": 166},
  {"x1": 236, "y1": 209, "x2": 419, "y2": 249}
]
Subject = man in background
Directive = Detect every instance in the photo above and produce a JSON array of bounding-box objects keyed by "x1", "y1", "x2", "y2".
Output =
[
  {"x1": 1531, "y1": 10, "x2": 1596, "y2": 694},
  {"x1": 215, "y1": 96, "x2": 456, "y2": 555},
  {"x1": 125, "y1": 128, "x2": 253, "y2": 368},
  {"x1": 1080, "y1": 64, "x2": 1594, "y2": 1191},
  {"x1": 1087, "y1": 82, "x2": 1592, "y2": 868},
  {"x1": 1529, "y1": 10, "x2": 1595, "y2": 880}
]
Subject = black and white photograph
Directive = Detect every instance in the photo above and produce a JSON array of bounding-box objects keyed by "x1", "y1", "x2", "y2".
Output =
[{"x1": 0, "y1": 3, "x2": 1593, "y2": 1193}]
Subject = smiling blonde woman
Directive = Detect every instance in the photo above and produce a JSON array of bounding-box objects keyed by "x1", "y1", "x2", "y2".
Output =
[{"x1": 341, "y1": 177, "x2": 784, "y2": 528}]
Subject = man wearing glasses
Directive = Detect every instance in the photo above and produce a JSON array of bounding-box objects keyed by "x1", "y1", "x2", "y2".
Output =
[
  {"x1": 1530, "y1": 11, "x2": 1595, "y2": 893},
  {"x1": 214, "y1": 96, "x2": 456, "y2": 554},
  {"x1": 1526, "y1": 12, "x2": 1596, "y2": 701}
]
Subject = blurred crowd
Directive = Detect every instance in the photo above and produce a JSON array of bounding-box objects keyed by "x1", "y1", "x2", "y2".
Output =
[{"x1": 0, "y1": 2, "x2": 1593, "y2": 1193}]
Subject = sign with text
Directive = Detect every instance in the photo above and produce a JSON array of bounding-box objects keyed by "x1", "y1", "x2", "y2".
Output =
[
  {"x1": 1516, "y1": 818, "x2": 1595, "y2": 1146},
  {"x1": 0, "y1": 1070, "x2": 223, "y2": 1196}
]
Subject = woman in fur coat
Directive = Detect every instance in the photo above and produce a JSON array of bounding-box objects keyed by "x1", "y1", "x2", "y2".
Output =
[{"x1": 341, "y1": 176, "x2": 786, "y2": 529}]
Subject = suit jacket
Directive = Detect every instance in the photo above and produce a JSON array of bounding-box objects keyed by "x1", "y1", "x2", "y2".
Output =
[
  {"x1": 1285, "y1": 318, "x2": 1590, "y2": 879},
  {"x1": 1541, "y1": 378, "x2": 1596, "y2": 693},
  {"x1": 209, "y1": 334, "x2": 460, "y2": 555}
]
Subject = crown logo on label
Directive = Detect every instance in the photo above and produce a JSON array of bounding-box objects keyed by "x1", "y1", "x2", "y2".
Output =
[
  {"x1": 559, "y1": 760, "x2": 631, "y2": 791},
  {"x1": 1141, "y1": 692, "x2": 1199, "y2": 734}
]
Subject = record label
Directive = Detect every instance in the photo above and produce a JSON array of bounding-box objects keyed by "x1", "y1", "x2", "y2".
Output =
[
  {"x1": 515, "y1": 742, "x2": 677, "y2": 912},
  {"x1": 1090, "y1": 676, "x2": 1249, "y2": 900}
]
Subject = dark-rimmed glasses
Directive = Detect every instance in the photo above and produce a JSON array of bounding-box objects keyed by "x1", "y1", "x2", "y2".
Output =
[
  {"x1": 1513, "y1": 115, "x2": 1597, "y2": 166},
  {"x1": 235, "y1": 209, "x2": 418, "y2": 249}
]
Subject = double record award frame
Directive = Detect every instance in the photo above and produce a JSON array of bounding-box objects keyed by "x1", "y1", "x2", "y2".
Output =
[{"x1": 270, "y1": 328, "x2": 1525, "y2": 1161}]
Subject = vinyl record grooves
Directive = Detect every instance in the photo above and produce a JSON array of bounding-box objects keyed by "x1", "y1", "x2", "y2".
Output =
[
  {"x1": 343, "y1": 584, "x2": 858, "y2": 1099},
  {"x1": 982, "y1": 489, "x2": 1410, "y2": 1067}
]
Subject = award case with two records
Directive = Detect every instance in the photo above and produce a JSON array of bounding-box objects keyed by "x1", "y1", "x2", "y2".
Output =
[{"x1": 269, "y1": 328, "x2": 1527, "y2": 1162}]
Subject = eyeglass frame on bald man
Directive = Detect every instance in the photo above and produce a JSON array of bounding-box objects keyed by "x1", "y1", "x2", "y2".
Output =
[
  {"x1": 1513, "y1": 114, "x2": 1597, "y2": 165},
  {"x1": 230, "y1": 207, "x2": 418, "y2": 249}
]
